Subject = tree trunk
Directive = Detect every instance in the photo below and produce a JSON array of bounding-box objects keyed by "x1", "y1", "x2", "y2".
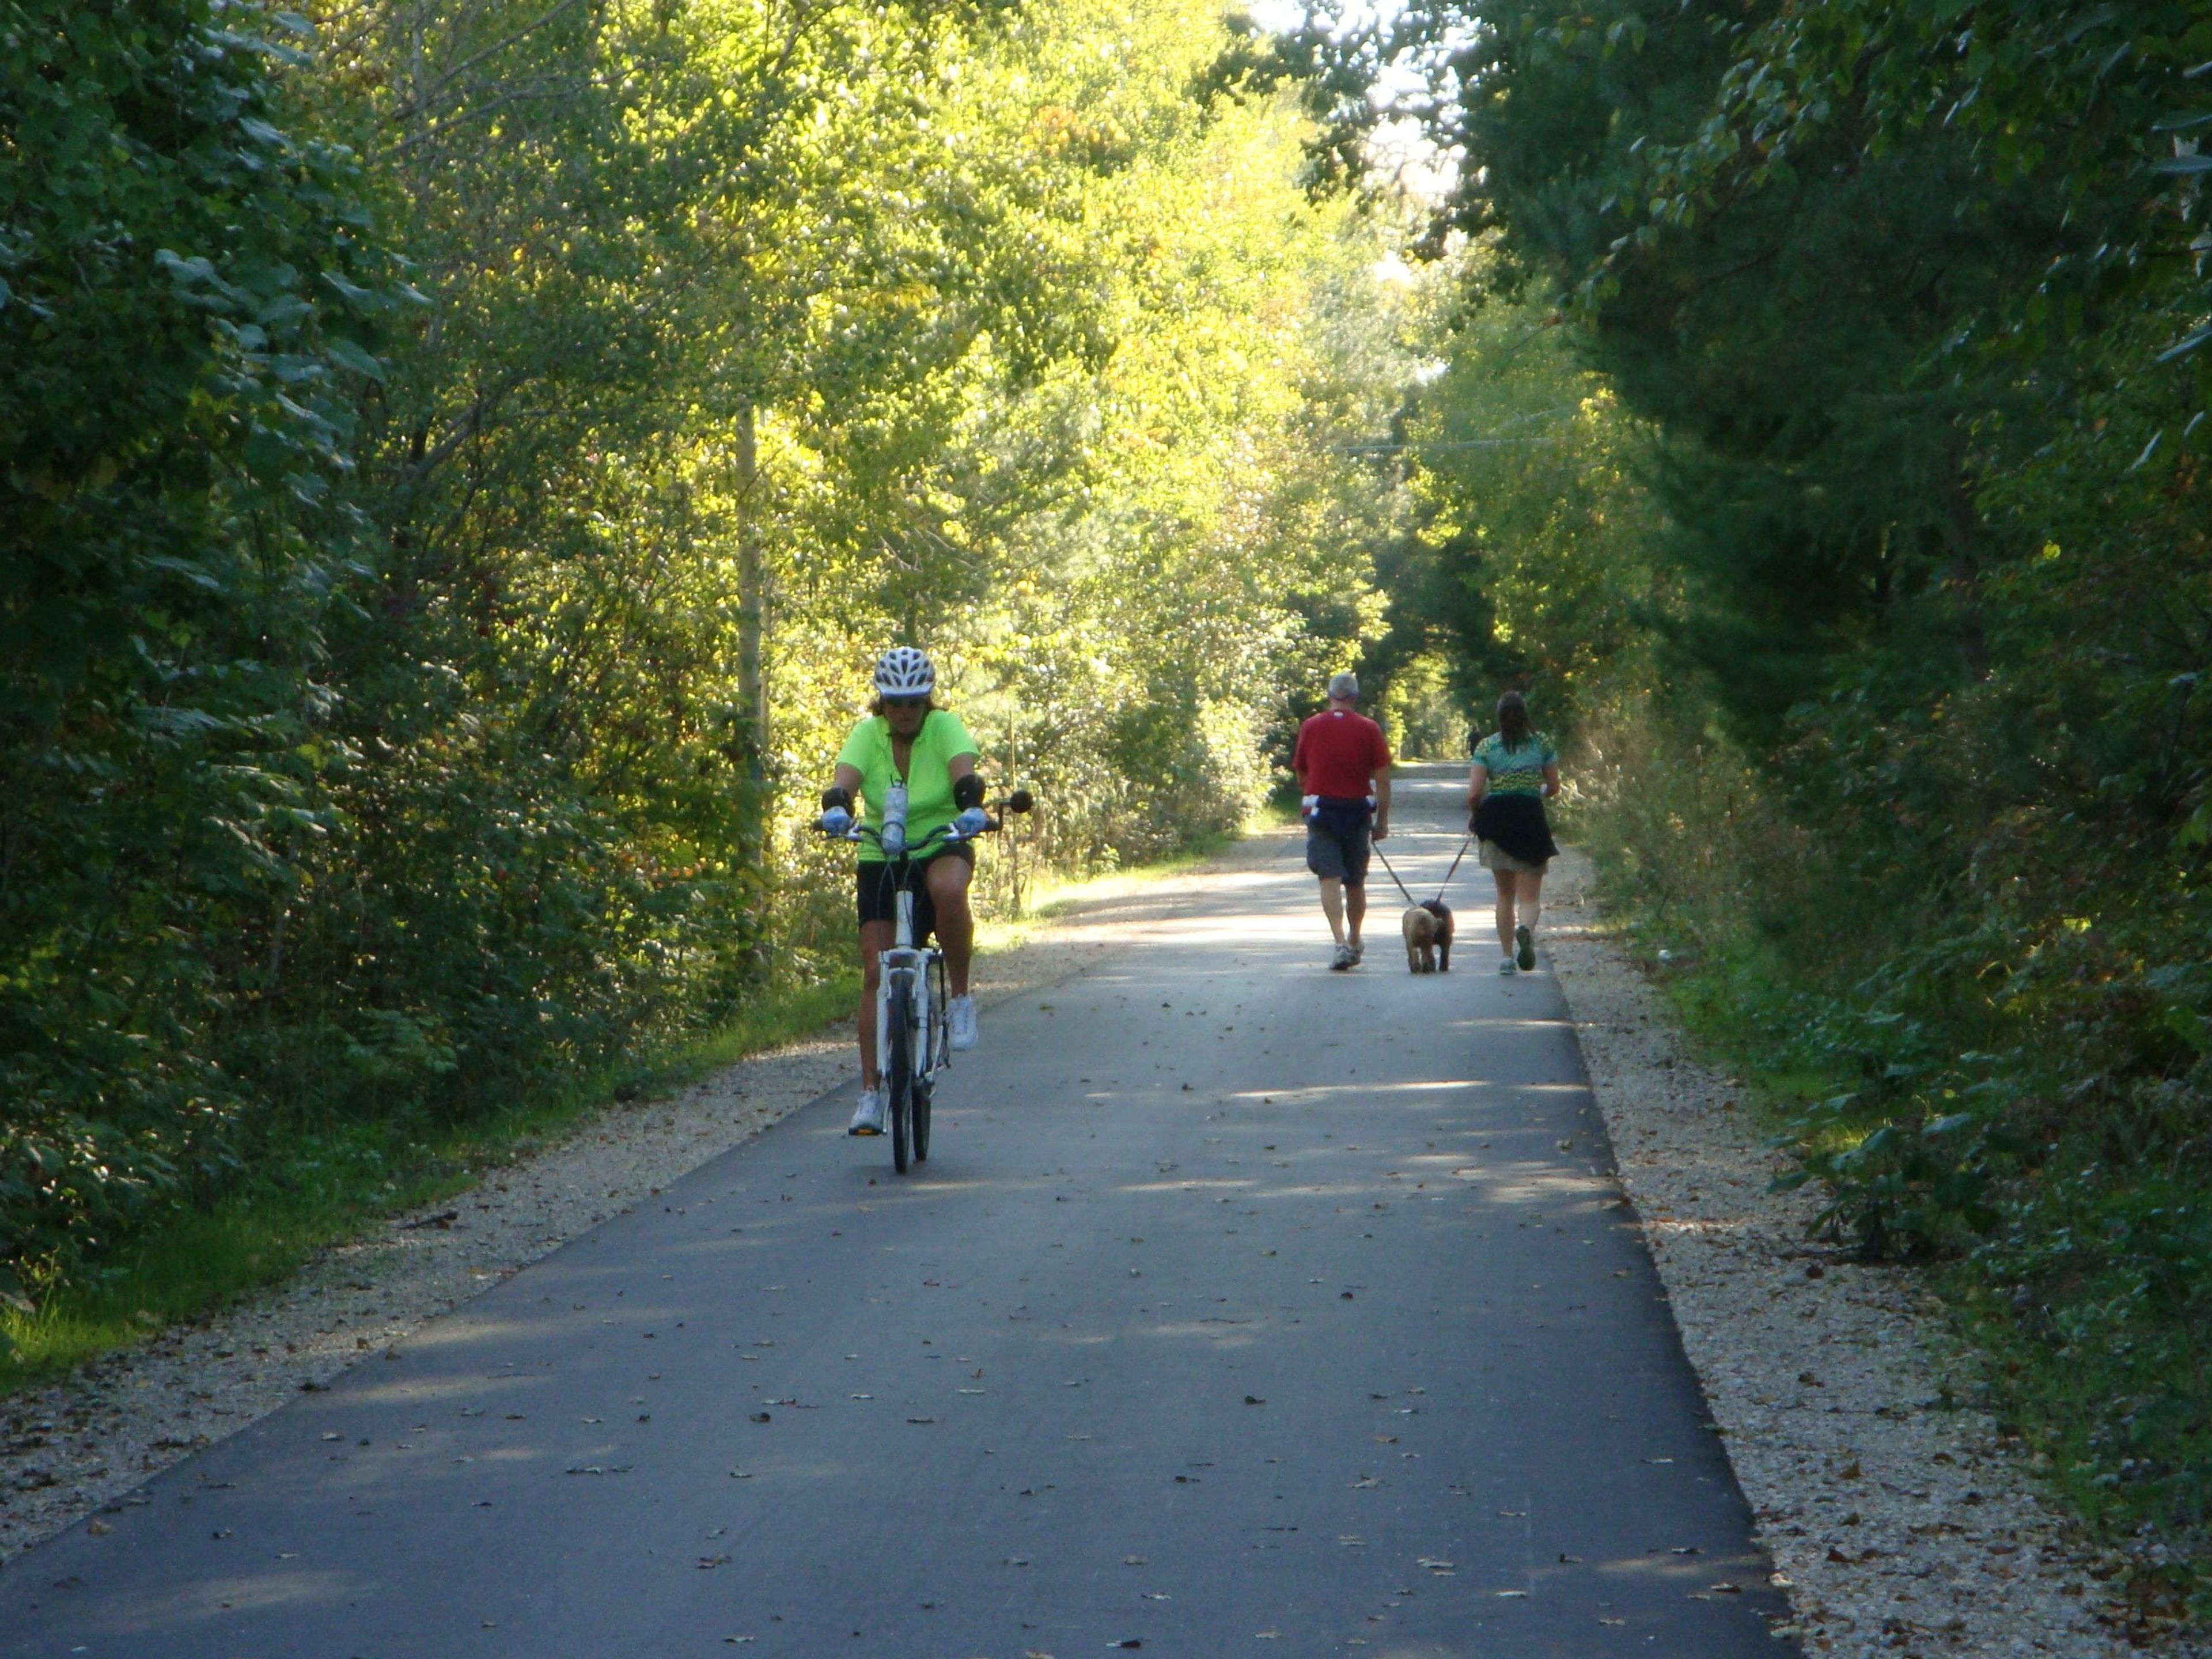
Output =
[{"x1": 736, "y1": 399, "x2": 767, "y2": 774}]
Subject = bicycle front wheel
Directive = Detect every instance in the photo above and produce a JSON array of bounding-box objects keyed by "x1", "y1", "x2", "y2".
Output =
[
  {"x1": 887, "y1": 991, "x2": 914, "y2": 1175},
  {"x1": 912, "y1": 1078, "x2": 931, "y2": 1162}
]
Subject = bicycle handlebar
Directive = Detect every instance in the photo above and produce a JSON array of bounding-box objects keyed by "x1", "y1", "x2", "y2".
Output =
[
  {"x1": 822, "y1": 820, "x2": 976, "y2": 851},
  {"x1": 818, "y1": 791, "x2": 1033, "y2": 850}
]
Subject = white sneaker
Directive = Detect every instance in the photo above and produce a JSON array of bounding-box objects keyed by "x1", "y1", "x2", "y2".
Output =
[
  {"x1": 848, "y1": 1087, "x2": 885, "y2": 1136},
  {"x1": 947, "y1": 995, "x2": 978, "y2": 1052},
  {"x1": 1498, "y1": 956, "x2": 1518, "y2": 976}
]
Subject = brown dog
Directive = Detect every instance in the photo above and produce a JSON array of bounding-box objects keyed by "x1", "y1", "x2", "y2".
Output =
[{"x1": 1401, "y1": 899, "x2": 1454, "y2": 974}]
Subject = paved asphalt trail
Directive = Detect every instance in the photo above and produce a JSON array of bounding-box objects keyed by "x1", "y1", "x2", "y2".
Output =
[{"x1": 0, "y1": 767, "x2": 1795, "y2": 1657}]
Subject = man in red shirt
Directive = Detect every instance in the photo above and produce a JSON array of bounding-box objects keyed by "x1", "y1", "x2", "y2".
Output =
[{"x1": 1292, "y1": 672, "x2": 1392, "y2": 970}]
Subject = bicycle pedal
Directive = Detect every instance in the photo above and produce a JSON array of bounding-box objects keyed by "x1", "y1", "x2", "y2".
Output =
[{"x1": 847, "y1": 1125, "x2": 883, "y2": 1137}]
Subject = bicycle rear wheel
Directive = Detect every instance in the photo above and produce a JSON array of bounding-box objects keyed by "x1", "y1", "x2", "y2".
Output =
[
  {"x1": 912, "y1": 1078, "x2": 931, "y2": 1162},
  {"x1": 887, "y1": 990, "x2": 913, "y2": 1175}
]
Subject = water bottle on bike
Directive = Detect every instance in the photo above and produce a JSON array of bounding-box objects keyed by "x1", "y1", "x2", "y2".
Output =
[{"x1": 880, "y1": 780, "x2": 908, "y2": 858}]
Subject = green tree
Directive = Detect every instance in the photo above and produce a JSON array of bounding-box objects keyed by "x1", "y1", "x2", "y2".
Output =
[{"x1": 0, "y1": 0, "x2": 398, "y2": 1274}]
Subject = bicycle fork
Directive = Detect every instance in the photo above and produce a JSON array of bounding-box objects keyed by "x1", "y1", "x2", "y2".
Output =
[{"x1": 877, "y1": 951, "x2": 929, "y2": 1069}]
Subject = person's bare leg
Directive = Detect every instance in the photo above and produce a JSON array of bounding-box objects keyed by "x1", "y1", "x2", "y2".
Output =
[
  {"x1": 926, "y1": 855, "x2": 975, "y2": 997},
  {"x1": 1318, "y1": 877, "x2": 1346, "y2": 945},
  {"x1": 1346, "y1": 881, "x2": 1367, "y2": 950},
  {"x1": 857, "y1": 919, "x2": 892, "y2": 1087},
  {"x1": 1518, "y1": 870, "x2": 1544, "y2": 940},
  {"x1": 1493, "y1": 869, "x2": 1517, "y2": 955}
]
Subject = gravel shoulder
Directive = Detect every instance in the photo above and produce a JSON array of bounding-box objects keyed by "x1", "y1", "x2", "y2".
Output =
[
  {"x1": 1544, "y1": 849, "x2": 2194, "y2": 1659},
  {"x1": 0, "y1": 849, "x2": 1259, "y2": 1564}
]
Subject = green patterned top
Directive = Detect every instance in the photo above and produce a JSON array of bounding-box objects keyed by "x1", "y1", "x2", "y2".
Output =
[{"x1": 1471, "y1": 731, "x2": 1556, "y2": 797}]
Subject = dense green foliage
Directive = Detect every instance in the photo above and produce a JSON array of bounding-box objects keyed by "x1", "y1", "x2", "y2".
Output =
[
  {"x1": 1, "y1": 0, "x2": 400, "y2": 1308},
  {"x1": 1287, "y1": 0, "x2": 2212, "y2": 1627},
  {"x1": 0, "y1": 0, "x2": 1412, "y2": 1317}
]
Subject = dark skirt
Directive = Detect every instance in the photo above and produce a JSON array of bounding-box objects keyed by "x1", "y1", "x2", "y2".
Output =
[{"x1": 1473, "y1": 791, "x2": 1559, "y2": 867}]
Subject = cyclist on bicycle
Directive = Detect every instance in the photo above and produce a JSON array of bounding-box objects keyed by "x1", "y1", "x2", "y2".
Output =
[{"x1": 817, "y1": 647, "x2": 987, "y2": 1135}]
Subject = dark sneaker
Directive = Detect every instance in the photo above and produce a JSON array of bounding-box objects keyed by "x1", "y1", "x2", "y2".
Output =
[{"x1": 1515, "y1": 925, "x2": 1535, "y2": 972}]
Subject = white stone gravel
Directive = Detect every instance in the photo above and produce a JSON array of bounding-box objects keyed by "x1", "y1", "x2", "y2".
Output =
[
  {"x1": 0, "y1": 857, "x2": 1244, "y2": 1565},
  {"x1": 1544, "y1": 849, "x2": 2201, "y2": 1659}
]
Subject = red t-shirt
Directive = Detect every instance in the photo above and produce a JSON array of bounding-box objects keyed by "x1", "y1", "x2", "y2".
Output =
[{"x1": 1293, "y1": 709, "x2": 1391, "y2": 800}]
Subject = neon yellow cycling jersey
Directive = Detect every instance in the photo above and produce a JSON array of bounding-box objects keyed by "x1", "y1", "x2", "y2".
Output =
[{"x1": 834, "y1": 709, "x2": 979, "y2": 862}]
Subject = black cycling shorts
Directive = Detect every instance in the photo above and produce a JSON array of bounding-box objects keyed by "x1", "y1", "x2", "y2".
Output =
[{"x1": 855, "y1": 842, "x2": 974, "y2": 940}]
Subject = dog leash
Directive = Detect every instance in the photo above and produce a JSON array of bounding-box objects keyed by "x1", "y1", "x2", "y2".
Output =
[
  {"x1": 1373, "y1": 834, "x2": 1475, "y2": 908},
  {"x1": 1435, "y1": 834, "x2": 1474, "y2": 898},
  {"x1": 1370, "y1": 843, "x2": 1422, "y2": 907}
]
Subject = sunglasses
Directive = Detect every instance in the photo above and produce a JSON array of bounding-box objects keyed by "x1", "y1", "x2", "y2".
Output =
[{"x1": 882, "y1": 696, "x2": 927, "y2": 710}]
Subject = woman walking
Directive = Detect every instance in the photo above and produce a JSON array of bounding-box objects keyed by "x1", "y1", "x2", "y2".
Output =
[{"x1": 1468, "y1": 690, "x2": 1560, "y2": 975}]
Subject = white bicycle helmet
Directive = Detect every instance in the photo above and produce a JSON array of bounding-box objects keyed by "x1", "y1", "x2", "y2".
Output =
[{"x1": 872, "y1": 646, "x2": 935, "y2": 697}]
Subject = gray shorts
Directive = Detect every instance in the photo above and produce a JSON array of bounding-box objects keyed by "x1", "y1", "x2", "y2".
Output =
[{"x1": 1305, "y1": 808, "x2": 1371, "y2": 886}]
